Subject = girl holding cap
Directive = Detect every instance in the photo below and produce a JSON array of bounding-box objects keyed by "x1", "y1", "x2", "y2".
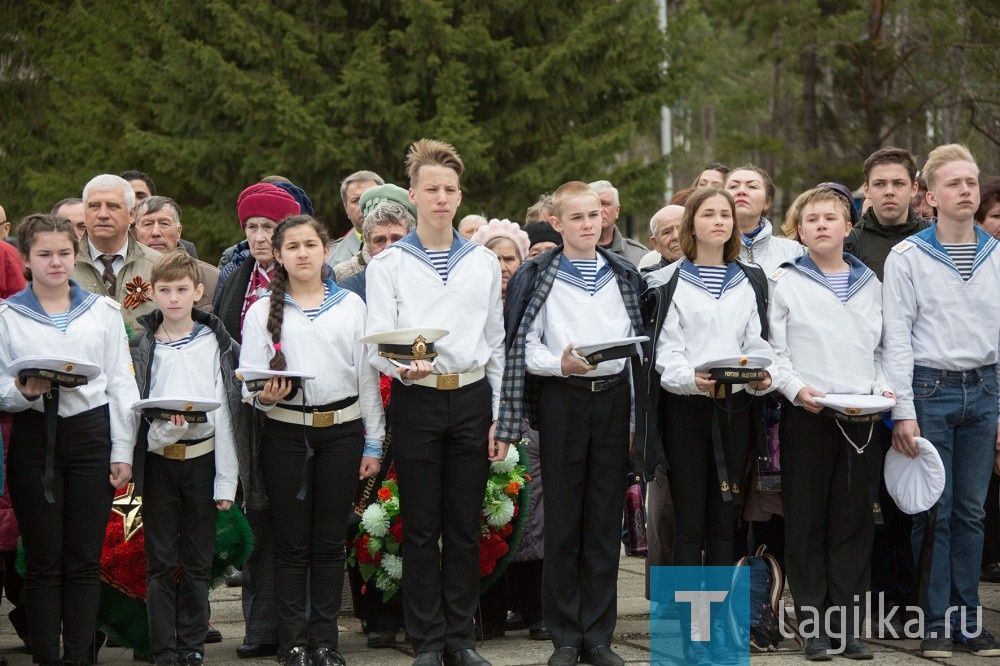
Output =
[
  {"x1": 239, "y1": 215, "x2": 384, "y2": 666},
  {"x1": 770, "y1": 187, "x2": 894, "y2": 659},
  {"x1": 0, "y1": 214, "x2": 139, "y2": 666},
  {"x1": 645, "y1": 186, "x2": 773, "y2": 665}
]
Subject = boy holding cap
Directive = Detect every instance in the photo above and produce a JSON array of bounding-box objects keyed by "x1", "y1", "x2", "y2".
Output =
[
  {"x1": 131, "y1": 251, "x2": 244, "y2": 666},
  {"x1": 882, "y1": 144, "x2": 1000, "y2": 658},
  {"x1": 365, "y1": 139, "x2": 505, "y2": 666},
  {"x1": 496, "y1": 181, "x2": 643, "y2": 666}
]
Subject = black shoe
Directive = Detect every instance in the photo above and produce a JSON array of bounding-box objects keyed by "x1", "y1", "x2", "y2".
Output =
[
  {"x1": 547, "y1": 647, "x2": 579, "y2": 666},
  {"x1": 367, "y1": 629, "x2": 398, "y2": 648},
  {"x1": 804, "y1": 636, "x2": 833, "y2": 661},
  {"x1": 474, "y1": 624, "x2": 505, "y2": 641},
  {"x1": 842, "y1": 636, "x2": 873, "y2": 660},
  {"x1": 983, "y1": 562, "x2": 1000, "y2": 583},
  {"x1": 505, "y1": 611, "x2": 528, "y2": 631},
  {"x1": 225, "y1": 570, "x2": 244, "y2": 587},
  {"x1": 310, "y1": 648, "x2": 345, "y2": 666},
  {"x1": 528, "y1": 622, "x2": 552, "y2": 641},
  {"x1": 179, "y1": 653, "x2": 204, "y2": 666},
  {"x1": 412, "y1": 652, "x2": 443, "y2": 666},
  {"x1": 443, "y1": 648, "x2": 491, "y2": 666},
  {"x1": 205, "y1": 625, "x2": 223, "y2": 644},
  {"x1": 279, "y1": 646, "x2": 312, "y2": 666},
  {"x1": 236, "y1": 643, "x2": 279, "y2": 659},
  {"x1": 580, "y1": 646, "x2": 624, "y2": 666}
]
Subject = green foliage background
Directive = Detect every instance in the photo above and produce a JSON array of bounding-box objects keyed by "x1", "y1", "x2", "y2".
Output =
[
  {"x1": 3, "y1": 0, "x2": 998, "y2": 258},
  {"x1": 0, "y1": 0, "x2": 669, "y2": 258}
]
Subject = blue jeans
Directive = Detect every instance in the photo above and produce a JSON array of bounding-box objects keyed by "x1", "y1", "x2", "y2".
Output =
[{"x1": 910, "y1": 365, "x2": 998, "y2": 636}]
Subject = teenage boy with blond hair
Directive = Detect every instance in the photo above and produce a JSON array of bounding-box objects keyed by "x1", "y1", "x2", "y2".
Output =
[
  {"x1": 365, "y1": 139, "x2": 505, "y2": 666},
  {"x1": 882, "y1": 144, "x2": 1000, "y2": 658},
  {"x1": 496, "y1": 181, "x2": 643, "y2": 666}
]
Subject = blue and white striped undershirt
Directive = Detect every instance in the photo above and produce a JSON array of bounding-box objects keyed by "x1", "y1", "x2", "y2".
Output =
[
  {"x1": 694, "y1": 264, "x2": 727, "y2": 299},
  {"x1": 426, "y1": 250, "x2": 450, "y2": 281},
  {"x1": 48, "y1": 311, "x2": 70, "y2": 333},
  {"x1": 822, "y1": 270, "x2": 850, "y2": 303},
  {"x1": 942, "y1": 243, "x2": 976, "y2": 281},
  {"x1": 568, "y1": 258, "x2": 598, "y2": 294},
  {"x1": 300, "y1": 284, "x2": 330, "y2": 321}
]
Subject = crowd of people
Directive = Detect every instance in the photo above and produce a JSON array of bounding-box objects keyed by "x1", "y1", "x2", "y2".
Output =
[{"x1": 0, "y1": 137, "x2": 999, "y2": 666}]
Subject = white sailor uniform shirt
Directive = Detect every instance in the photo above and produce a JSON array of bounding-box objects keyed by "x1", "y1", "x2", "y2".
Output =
[
  {"x1": 654, "y1": 260, "x2": 774, "y2": 396},
  {"x1": 768, "y1": 254, "x2": 891, "y2": 403},
  {"x1": 365, "y1": 229, "x2": 505, "y2": 419},
  {"x1": 882, "y1": 224, "x2": 1000, "y2": 421},
  {"x1": 147, "y1": 325, "x2": 239, "y2": 501},
  {"x1": 241, "y1": 279, "x2": 385, "y2": 456},
  {"x1": 0, "y1": 281, "x2": 139, "y2": 464}
]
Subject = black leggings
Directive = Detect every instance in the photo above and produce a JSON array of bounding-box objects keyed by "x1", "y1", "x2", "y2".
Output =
[
  {"x1": 261, "y1": 417, "x2": 363, "y2": 652},
  {"x1": 8, "y1": 405, "x2": 114, "y2": 664},
  {"x1": 662, "y1": 391, "x2": 753, "y2": 567}
]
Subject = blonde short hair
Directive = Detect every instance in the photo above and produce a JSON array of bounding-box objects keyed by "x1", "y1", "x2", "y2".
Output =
[
  {"x1": 405, "y1": 139, "x2": 464, "y2": 187},
  {"x1": 923, "y1": 144, "x2": 978, "y2": 191}
]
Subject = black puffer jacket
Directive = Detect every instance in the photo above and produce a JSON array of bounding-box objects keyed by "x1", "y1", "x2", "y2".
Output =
[{"x1": 845, "y1": 207, "x2": 930, "y2": 280}]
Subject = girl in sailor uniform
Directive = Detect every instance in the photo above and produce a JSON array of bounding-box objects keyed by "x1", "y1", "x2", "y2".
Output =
[
  {"x1": 647, "y1": 187, "x2": 774, "y2": 663},
  {"x1": 0, "y1": 214, "x2": 139, "y2": 666},
  {"x1": 239, "y1": 215, "x2": 384, "y2": 666},
  {"x1": 770, "y1": 188, "x2": 894, "y2": 659}
]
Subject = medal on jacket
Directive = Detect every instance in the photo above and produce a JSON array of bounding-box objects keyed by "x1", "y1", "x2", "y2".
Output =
[{"x1": 123, "y1": 276, "x2": 152, "y2": 309}]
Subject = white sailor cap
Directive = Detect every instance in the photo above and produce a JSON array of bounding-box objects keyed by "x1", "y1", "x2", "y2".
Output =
[
  {"x1": 695, "y1": 355, "x2": 769, "y2": 383},
  {"x1": 359, "y1": 327, "x2": 449, "y2": 364},
  {"x1": 8, "y1": 355, "x2": 101, "y2": 387},
  {"x1": 815, "y1": 394, "x2": 895, "y2": 423},
  {"x1": 132, "y1": 397, "x2": 221, "y2": 423},
  {"x1": 574, "y1": 336, "x2": 649, "y2": 365},
  {"x1": 235, "y1": 368, "x2": 316, "y2": 392},
  {"x1": 884, "y1": 437, "x2": 946, "y2": 515}
]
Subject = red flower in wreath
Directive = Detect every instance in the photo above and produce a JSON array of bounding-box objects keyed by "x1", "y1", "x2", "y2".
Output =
[
  {"x1": 122, "y1": 276, "x2": 152, "y2": 310},
  {"x1": 378, "y1": 487, "x2": 393, "y2": 502},
  {"x1": 389, "y1": 518, "x2": 404, "y2": 544}
]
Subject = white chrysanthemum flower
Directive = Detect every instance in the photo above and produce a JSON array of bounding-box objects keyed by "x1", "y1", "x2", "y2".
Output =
[
  {"x1": 362, "y1": 503, "x2": 390, "y2": 537},
  {"x1": 485, "y1": 495, "x2": 515, "y2": 528},
  {"x1": 490, "y1": 445, "x2": 520, "y2": 474},
  {"x1": 381, "y1": 553, "x2": 403, "y2": 580}
]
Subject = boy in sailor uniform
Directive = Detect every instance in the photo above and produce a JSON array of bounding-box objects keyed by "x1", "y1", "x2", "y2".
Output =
[
  {"x1": 769, "y1": 187, "x2": 894, "y2": 660},
  {"x1": 882, "y1": 144, "x2": 1000, "y2": 658},
  {"x1": 365, "y1": 139, "x2": 505, "y2": 666},
  {"x1": 130, "y1": 251, "x2": 244, "y2": 666},
  {"x1": 496, "y1": 181, "x2": 644, "y2": 666}
]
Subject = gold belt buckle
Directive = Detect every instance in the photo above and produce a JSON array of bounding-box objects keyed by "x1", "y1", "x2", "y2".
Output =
[
  {"x1": 163, "y1": 443, "x2": 186, "y2": 461},
  {"x1": 312, "y1": 410, "x2": 335, "y2": 428},
  {"x1": 436, "y1": 374, "x2": 460, "y2": 390}
]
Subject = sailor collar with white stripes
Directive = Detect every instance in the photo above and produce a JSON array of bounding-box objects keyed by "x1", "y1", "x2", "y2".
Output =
[
  {"x1": 678, "y1": 259, "x2": 745, "y2": 299},
  {"x1": 555, "y1": 253, "x2": 614, "y2": 295},
  {"x1": 904, "y1": 223, "x2": 999, "y2": 280},
  {"x1": 779, "y1": 253, "x2": 875, "y2": 302},
  {"x1": 279, "y1": 279, "x2": 350, "y2": 318},
  {"x1": 390, "y1": 229, "x2": 479, "y2": 284},
  {"x1": 3, "y1": 279, "x2": 102, "y2": 330}
]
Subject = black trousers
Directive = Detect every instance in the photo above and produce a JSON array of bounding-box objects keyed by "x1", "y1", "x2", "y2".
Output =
[
  {"x1": 8, "y1": 406, "x2": 114, "y2": 664},
  {"x1": 644, "y1": 464, "x2": 675, "y2": 599},
  {"x1": 479, "y1": 558, "x2": 544, "y2": 631},
  {"x1": 781, "y1": 406, "x2": 879, "y2": 632},
  {"x1": 537, "y1": 376, "x2": 629, "y2": 650},
  {"x1": 391, "y1": 378, "x2": 492, "y2": 654},
  {"x1": 144, "y1": 451, "x2": 217, "y2": 661},
  {"x1": 261, "y1": 417, "x2": 363, "y2": 652},
  {"x1": 869, "y1": 422, "x2": 916, "y2": 609},
  {"x1": 662, "y1": 390, "x2": 753, "y2": 567},
  {"x1": 241, "y1": 508, "x2": 278, "y2": 645}
]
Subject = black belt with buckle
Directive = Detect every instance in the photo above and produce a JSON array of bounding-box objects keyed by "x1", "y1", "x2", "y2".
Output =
[
  {"x1": 563, "y1": 371, "x2": 627, "y2": 393},
  {"x1": 276, "y1": 395, "x2": 358, "y2": 414}
]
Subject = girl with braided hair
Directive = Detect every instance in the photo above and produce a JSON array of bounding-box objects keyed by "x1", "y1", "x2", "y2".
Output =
[{"x1": 240, "y1": 215, "x2": 385, "y2": 666}]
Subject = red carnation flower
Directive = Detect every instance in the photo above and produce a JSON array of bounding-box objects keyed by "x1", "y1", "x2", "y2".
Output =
[{"x1": 378, "y1": 487, "x2": 393, "y2": 502}]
